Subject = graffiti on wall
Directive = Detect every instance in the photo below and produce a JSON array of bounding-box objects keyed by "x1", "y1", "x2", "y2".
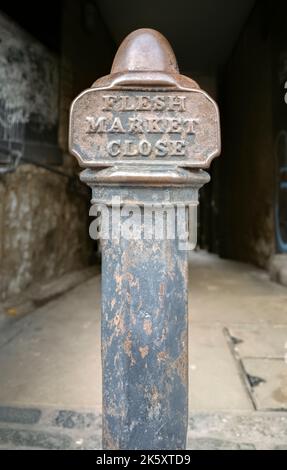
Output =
[
  {"x1": 0, "y1": 13, "x2": 59, "y2": 173},
  {"x1": 0, "y1": 101, "x2": 25, "y2": 173}
]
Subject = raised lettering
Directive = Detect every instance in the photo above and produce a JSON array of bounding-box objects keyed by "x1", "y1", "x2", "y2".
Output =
[
  {"x1": 108, "y1": 118, "x2": 125, "y2": 133},
  {"x1": 167, "y1": 119, "x2": 182, "y2": 133},
  {"x1": 119, "y1": 96, "x2": 135, "y2": 111},
  {"x1": 168, "y1": 96, "x2": 186, "y2": 112},
  {"x1": 123, "y1": 141, "x2": 138, "y2": 157},
  {"x1": 102, "y1": 96, "x2": 117, "y2": 111},
  {"x1": 86, "y1": 117, "x2": 107, "y2": 133},
  {"x1": 139, "y1": 140, "x2": 152, "y2": 156},
  {"x1": 129, "y1": 119, "x2": 145, "y2": 133},
  {"x1": 184, "y1": 118, "x2": 200, "y2": 134},
  {"x1": 171, "y1": 140, "x2": 186, "y2": 156},
  {"x1": 136, "y1": 96, "x2": 152, "y2": 111},
  {"x1": 155, "y1": 140, "x2": 168, "y2": 157},
  {"x1": 154, "y1": 96, "x2": 166, "y2": 111},
  {"x1": 107, "y1": 141, "x2": 121, "y2": 157},
  {"x1": 147, "y1": 119, "x2": 162, "y2": 133}
]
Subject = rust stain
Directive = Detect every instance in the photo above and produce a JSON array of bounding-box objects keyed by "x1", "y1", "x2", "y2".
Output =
[
  {"x1": 130, "y1": 309, "x2": 137, "y2": 326},
  {"x1": 139, "y1": 346, "x2": 149, "y2": 359},
  {"x1": 111, "y1": 298, "x2": 116, "y2": 309},
  {"x1": 157, "y1": 351, "x2": 168, "y2": 363},
  {"x1": 166, "y1": 246, "x2": 176, "y2": 281},
  {"x1": 113, "y1": 313, "x2": 124, "y2": 334},
  {"x1": 123, "y1": 333, "x2": 132, "y2": 356},
  {"x1": 173, "y1": 350, "x2": 187, "y2": 383},
  {"x1": 114, "y1": 273, "x2": 123, "y2": 294},
  {"x1": 143, "y1": 319, "x2": 153, "y2": 336},
  {"x1": 167, "y1": 331, "x2": 188, "y2": 383},
  {"x1": 178, "y1": 257, "x2": 188, "y2": 283},
  {"x1": 124, "y1": 331, "x2": 136, "y2": 366},
  {"x1": 151, "y1": 386, "x2": 159, "y2": 403},
  {"x1": 159, "y1": 283, "x2": 165, "y2": 297},
  {"x1": 159, "y1": 283, "x2": 166, "y2": 308},
  {"x1": 103, "y1": 423, "x2": 118, "y2": 450}
]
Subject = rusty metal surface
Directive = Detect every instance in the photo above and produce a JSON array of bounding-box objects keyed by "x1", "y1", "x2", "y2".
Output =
[
  {"x1": 70, "y1": 89, "x2": 219, "y2": 169},
  {"x1": 102, "y1": 224, "x2": 188, "y2": 450},
  {"x1": 110, "y1": 28, "x2": 180, "y2": 74},
  {"x1": 69, "y1": 29, "x2": 220, "y2": 172},
  {"x1": 69, "y1": 28, "x2": 221, "y2": 450}
]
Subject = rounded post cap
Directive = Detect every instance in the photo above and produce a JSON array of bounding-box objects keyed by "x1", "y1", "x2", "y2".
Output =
[
  {"x1": 111, "y1": 28, "x2": 179, "y2": 74},
  {"x1": 93, "y1": 28, "x2": 199, "y2": 89}
]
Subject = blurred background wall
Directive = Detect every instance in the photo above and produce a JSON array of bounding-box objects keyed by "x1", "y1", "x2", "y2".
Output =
[{"x1": 0, "y1": 0, "x2": 287, "y2": 302}]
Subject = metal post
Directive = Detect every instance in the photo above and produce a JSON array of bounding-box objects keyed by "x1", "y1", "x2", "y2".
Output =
[{"x1": 69, "y1": 28, "x2": 221, "y2": 450}]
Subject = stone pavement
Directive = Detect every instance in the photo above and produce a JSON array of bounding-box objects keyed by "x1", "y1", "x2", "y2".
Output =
[{"x1": 0, "y1": 251, "x2": 286, "y2": 450}]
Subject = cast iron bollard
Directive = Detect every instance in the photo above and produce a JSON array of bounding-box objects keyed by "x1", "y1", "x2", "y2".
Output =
[{"x1": 69, "y1": 29, "x2": 221, "y2": 450}]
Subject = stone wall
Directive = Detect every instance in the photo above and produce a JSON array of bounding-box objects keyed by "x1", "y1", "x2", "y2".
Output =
[
  {"x1": 0, "y1": 164, "x2": 93, "y2": 301},
  {"x1": 0, "y1": 13, "x2": 61, "y2": 171},
  {"x1": 0, "y1": 12, "x2": 94, "y2": 301},
  {"x1": 0, "y1": 14, "x2": 58, "y2": 126}
]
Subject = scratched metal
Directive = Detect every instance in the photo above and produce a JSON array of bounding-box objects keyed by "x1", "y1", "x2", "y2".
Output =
[
  {"x1": 69, "y1": 28, "x2": 221, "y2": 450},
  {"x1": 101, "y1": 213, "x2": 188, "y2": 450},
  {"x1": 80, "y1": 169, "x2": 208, "y2": 451}
]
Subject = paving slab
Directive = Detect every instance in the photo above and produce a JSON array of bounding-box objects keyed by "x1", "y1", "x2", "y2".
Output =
[
  {"x1": 241, "y1": 358, "x2": 287, "y2": 411},
  {"x1": 189, "y1": 325, "x2": 252, "y2": 411},
  {"x1": 189, "y1": 252, "x2": 287, "y2": 325},
  {"x1": 0, "y1": 277, "x2": 102, "y2": 411},
  {"x1": 229, "y1": 325, "x2": 287, "y2": 359}
]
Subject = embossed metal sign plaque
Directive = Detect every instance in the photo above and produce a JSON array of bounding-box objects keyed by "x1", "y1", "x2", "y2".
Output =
[{"x1": 70, "y1": 88, "x2": 220, "y2": 169}]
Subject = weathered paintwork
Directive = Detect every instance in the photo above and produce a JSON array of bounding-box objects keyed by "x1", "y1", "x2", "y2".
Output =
[
  {"x1": 101, "y1": 223, "x2": 188, "y2": 450},
  {"x1": 69, "y1": 28, "x2": 221, "y2": 450}
]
